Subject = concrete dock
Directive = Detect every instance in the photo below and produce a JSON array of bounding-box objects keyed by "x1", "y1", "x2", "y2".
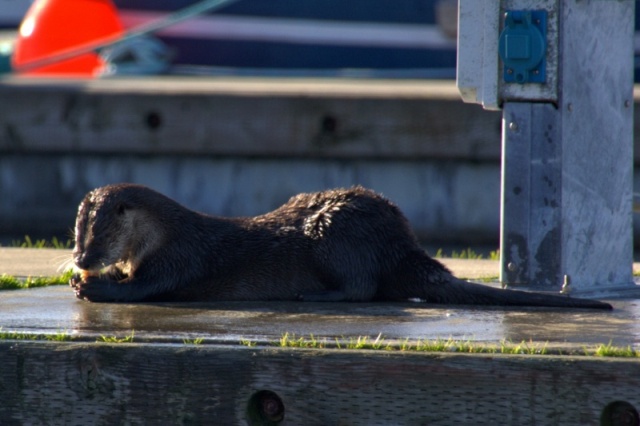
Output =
[
  {"x1": 2, "y1": 248, "x2": 640, "y2": 425},
  {"x1": 2, "y1": 247, "x2": 639, "y2": 351}
]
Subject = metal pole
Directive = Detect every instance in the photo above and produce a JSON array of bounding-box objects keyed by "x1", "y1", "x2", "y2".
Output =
[{"x1": 459, "y1": 0, "x2": 636, "y2": 296}]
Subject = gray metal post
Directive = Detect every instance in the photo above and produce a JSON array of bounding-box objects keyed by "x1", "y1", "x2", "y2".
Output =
[
  {"x1": 459, "y1": 0, "x2": 636, "y2": 296},
  {"x1": 501, "y1": 103, "x2": 561, "y2": 288}
]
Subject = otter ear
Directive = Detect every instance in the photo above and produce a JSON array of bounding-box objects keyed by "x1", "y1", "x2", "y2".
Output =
[{"x1": 115, "y1": 202, "x2": 128, "y2": 215}]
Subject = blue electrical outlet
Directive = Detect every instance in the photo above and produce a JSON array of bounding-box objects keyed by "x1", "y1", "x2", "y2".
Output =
[{"x1": 499, "y1": 10, "x2": 547, "y2": 84}]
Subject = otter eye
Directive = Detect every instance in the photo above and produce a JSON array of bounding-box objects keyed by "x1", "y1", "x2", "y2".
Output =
[{"x1": 116, "y1": 203, "x2": 127, "y2": 215}]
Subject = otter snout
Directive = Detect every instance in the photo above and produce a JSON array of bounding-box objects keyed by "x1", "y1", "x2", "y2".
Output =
[
  {"x1": 73, "y1": 251, "x2": 90, "y2": 270},
  {"x1": 73, "y1": 249, "x2": 101, "y2": 271}
]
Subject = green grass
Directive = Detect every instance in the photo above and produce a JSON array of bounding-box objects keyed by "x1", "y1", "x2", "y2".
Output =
[
  {"x1": 4, "y1": 235, "x2": 73, "y2": 249},
  {"x1": 591, "y1": 341, "x2": 640, "y2": 357},
  {"x1": 0, "y1": 270, "x2": 75, "y2": 290},
  {"x1": 0, "y1": 328, "x2": 73, "y2": 341},
  {"x1": 183, "y1": 337, "x2": 205, "y2": 345},
  {"x1": 433, "y1": 248, "x2": 501, "y2": 282},
  {"x1": 47, "y1": 331, "x2": 75, "y2": 342},
  {"x1": 0, "y1": 330, "x2": 635, "y2": 357},
  {"x1": 96, "y1": 331, "x2": 135, "y2": 344},
  {"x1": 0, "y1": 236, "x2": 75, "y2": 291},
  {"x1": 253, "y1": 334, "x2": 551, "y2": 355},
  {"x1": 0, "y1": 329, "x2": 137, "y2": 344},
  {"x1": 238, "y1": 334, "x2": 640, "y2": 357},
  {"x1": 434, "y1": 248, "x2": 500, "y2": 261},
  {"x1": 279, "y1": 333, "x2": 329, "y2": 349}
]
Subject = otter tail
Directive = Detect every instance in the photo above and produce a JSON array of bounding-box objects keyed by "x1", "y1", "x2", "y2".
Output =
[
  {"x1": 388, "y1": 252, "x2": 613, "y2": 310},
  {"x1": 431, "y1": 277, "x2": 613, "y2": 310}
]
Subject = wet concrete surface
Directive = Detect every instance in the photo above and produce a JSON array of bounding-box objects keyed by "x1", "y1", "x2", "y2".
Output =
[{"x1": 2, "y1": 248, "x2": 640, "y2": 349}]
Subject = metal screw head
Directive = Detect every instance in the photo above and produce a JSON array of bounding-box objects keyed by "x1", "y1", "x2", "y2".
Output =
[
  {"x1": 567, "y1": 103, "x2": 573, "y2": 112},
  {"x1": 625, "y1": 100, "x2": 631, "y2": 108},
  {"x1": 508, "y1": 122, "x2": 518, "y2": 132},
  {"x1": 507, "y1": 262, "x2": 518, "y2": 272}
]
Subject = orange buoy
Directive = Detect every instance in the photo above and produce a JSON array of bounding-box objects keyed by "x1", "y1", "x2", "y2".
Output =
[{"x1": 12, "y1": 0, "x2": 123, "y2": 76}]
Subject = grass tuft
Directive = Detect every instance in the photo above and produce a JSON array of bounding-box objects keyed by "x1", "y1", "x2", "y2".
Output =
[
  {"x1": 183, "y1": 337, "x2": 205, "y2": 345},
  {"x1": 592, "y1": 341, "x2": 640, "y2": 357},
  {"x1": 96, "y1": 331, "x2": 135, "y2": 344},
  {"x1": 271, "y1": 334, "x2": 553, "y2": 354},
  {"x1": 5, "y1": 235, "x2": 73, "y2": 249},
  {"x1": 0, "y1": 328, "x2": 73, "y2": 341},
  {"x1": 0, "y1": 329, "x2": 637, "y2": 358},
  {"x1": 434, "y1": 248, "x2": 500, "y2": 261},
  {"x1": 0, "y1": 270, "x2": 75, "y2": 291},
  {"x1": 230, "y1": 334, "x2": 639, "y2": 358}
]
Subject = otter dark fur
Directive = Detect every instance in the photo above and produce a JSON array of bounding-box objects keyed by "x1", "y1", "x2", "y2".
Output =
[{"x1": 70, "y1": 183, "x2": 612, "y2": 309}]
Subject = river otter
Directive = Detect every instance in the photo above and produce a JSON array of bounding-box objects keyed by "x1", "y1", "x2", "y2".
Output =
[{"x1": 70, "y1": 183, "x2": 612, "y2": 309}]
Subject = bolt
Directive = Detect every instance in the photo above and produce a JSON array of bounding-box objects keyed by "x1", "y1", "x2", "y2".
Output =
[
  {"x1": 507, "y1": 68, "x2": 513, "y2": 75},
  {"x1": 321, "y1": 114, "x2": 338, "y2": 133},
  {"x1": 145, "y1": 111, "x2": 162, "y2": 130},
  {"x1": 507, "y1": 262, "x2": 518, "y2": 272},
  {"x1": 567, "y1": 103, "x2": 573, "y2": 112},
  {"x1": 508, "y1": 122, "x2": 518, "y2": 132},
  {"x1": 262, "y1": 398, "x2": 282, "y2": 419},
  {"x1": 533, "y1": 69, "x2": 540, "y2": 75},
  {"x1": 625, "y1": 100, "x2": 631, "y2": 108},
  {"x1": 251, "y1": 390, "x2": 285, "y2": 423}
]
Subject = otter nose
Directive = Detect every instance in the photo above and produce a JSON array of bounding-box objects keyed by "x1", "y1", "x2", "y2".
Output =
[{"x1": 73, "y1": 251, "x2": 92, "y2": 270}]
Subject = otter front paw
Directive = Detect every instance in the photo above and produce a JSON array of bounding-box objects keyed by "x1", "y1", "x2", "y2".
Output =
[
  {"x1": 74, "y1": 277, "x2": 120, "y2": 303},
  {"x1": 69, "y1": 273, "x2": 82, "y2": 289},
  {"x1": 70, "y1": 270, "x2": 100, "y2": 290}
]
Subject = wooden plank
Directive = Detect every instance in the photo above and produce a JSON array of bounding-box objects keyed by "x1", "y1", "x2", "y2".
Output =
[
  {"x1": 0, "y1": 78, "x2": 502, "y2": 160},
  {"x1": 0, "y1": 341, "x2": 638, "y2": 425},
  {"x1": 4, "y1": 77, "x2": 640, "y2": 161}
]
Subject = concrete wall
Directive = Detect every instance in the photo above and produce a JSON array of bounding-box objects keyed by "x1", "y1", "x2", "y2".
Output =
[
  {"x1": 1, "y1": 77, "x2": 638, "y2": 245},
  {"x1": 0, "y1": 154, "x2": 500, "y2": 242}
]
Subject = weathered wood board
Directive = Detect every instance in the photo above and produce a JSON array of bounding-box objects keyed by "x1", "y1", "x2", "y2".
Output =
[
  {"x1": 0, "y1": 341, "x2": 638, "y2": 425},
  {"x1": 3, "y1": 78, "x2": 640, "y2": 161},
  {"x1": 0, "y1": 77, "x2": 500, "y2": 160}
]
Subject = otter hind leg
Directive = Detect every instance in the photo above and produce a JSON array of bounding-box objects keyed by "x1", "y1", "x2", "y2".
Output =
[
  {"x1": 310, "y1": 230, "x2": 382, "y2": 302},
  {"x1": 376, "y1": 249, "x2": 455, "y2": 302},
  {"x1": 300, "y1": 270, "x2": 379, "y2": 302}
]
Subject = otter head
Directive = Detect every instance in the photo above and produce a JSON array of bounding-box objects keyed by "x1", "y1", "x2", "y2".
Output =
[{"x1": 72, "y1": 184, "x2": 161, "y2": 274}]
